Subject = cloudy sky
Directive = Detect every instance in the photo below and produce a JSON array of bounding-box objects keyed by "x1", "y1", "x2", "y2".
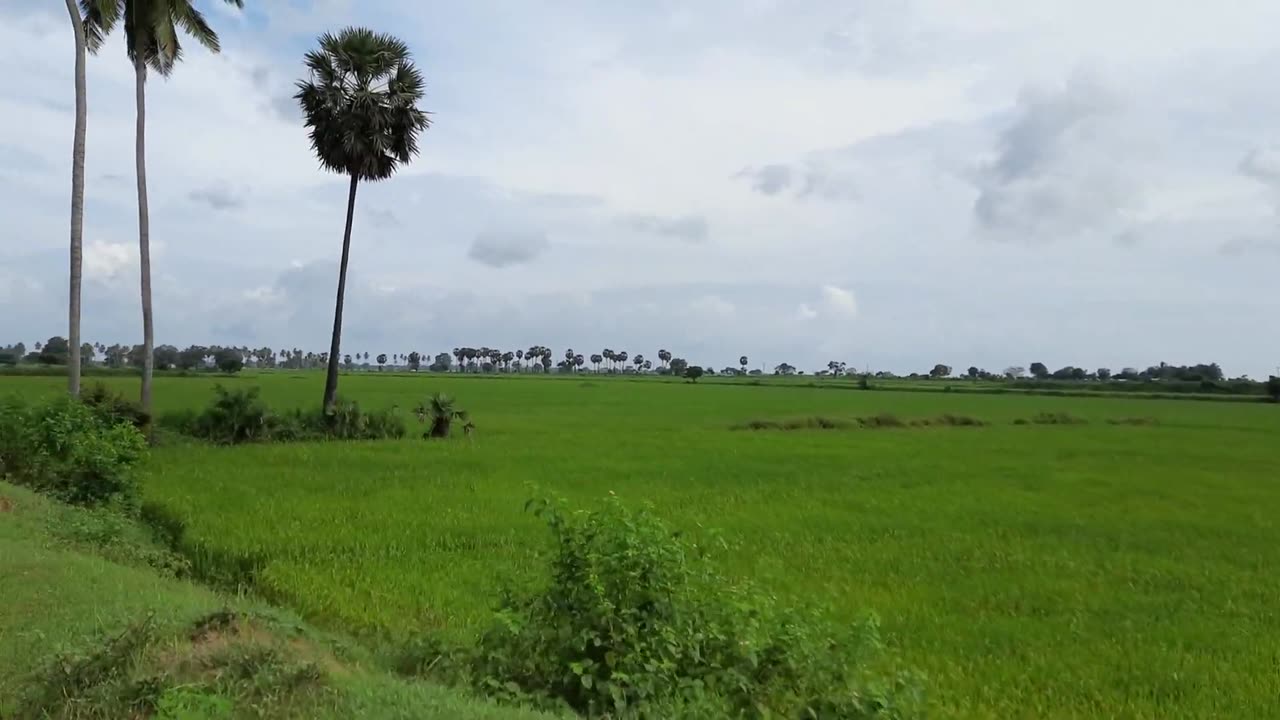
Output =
[{"x1": 4, "y1": 1, "x2": 1279, "y2": 376}]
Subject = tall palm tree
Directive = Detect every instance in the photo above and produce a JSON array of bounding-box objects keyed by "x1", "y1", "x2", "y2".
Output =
[
  {"x1": 64, "y1": 0, "x2": 89, "y2": 396},
  {"x1": 82, "y1": 0, "x2": 244, "y2": 414},
  {"x1": 740, "y1": 355, "x2": 749, "y2": 374},
  {"x1": 296, "y1": 27, "x2": 430, "y2": 410},
  {"x1": 590, "y1": 353, "x2": 603, "y2": 373}
]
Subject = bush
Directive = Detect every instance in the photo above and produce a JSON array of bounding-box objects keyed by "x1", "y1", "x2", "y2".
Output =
[
  {"x1": 80, "y1": 383, "x2": 151, "y2": 430},
  {"x1": 0, "y1": 395, "x2": 147, "y2": 508},
  {"x1": 189, "y1": 386, "x2": 274, "y2": 445},
  {"x1": 460, "y1": 495, "x2": 922, "y2": 718}
]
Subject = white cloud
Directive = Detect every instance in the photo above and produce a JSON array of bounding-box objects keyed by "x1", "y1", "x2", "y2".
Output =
[
  {"x1": 820, "y1": 285, "x2": 858, "y2": 317},
  {"x1": 690, "y1": 294, "x2": 735, "y2": 317},
  {"x1": 83, "y1": 240, "x2": 136, "y2": 281}
]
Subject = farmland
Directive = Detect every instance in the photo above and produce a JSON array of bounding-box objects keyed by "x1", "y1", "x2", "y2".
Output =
[{"x1": 3, "y1": 372, "x2": 1279, "y2": 718}]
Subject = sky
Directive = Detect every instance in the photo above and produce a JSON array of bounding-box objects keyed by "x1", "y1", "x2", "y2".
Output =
[{"x1": 3, "y1": 0, "x2": 1279, "y2": 377}]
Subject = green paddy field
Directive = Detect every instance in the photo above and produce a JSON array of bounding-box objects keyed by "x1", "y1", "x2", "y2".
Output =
[{"x1": 3, "y1": 372, "x2": 1277, "y2": 718}]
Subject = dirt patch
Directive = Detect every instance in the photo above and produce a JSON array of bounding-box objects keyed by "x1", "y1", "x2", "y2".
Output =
[{"x1": 0, "y1": 496, "x2": 13, "y2": 513}]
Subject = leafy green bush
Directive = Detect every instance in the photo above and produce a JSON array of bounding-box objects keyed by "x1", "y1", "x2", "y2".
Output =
[
  {"x1": 458, "y1": 495, "x2": 922, "y2": 718},
  {"x1": 0, "y1": 395, "x2": 147, "y2": 508}
]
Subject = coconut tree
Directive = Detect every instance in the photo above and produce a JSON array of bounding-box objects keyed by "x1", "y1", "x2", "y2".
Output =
[
  {"x1": 574, "y1": 354, "x2": 585, "y2": 372},
  {"x1": 658, "y1": 349, "x2": 672, "y2": 369},
  {"x1": 82, "y1": 0, "x2": 245, "y2": 413},
  {"x1": 295, "y1": 27, "x2": 431, "y2": 410},
  {"x1": 633, "y1": 354, "x2": 645, "y2": 373},
  {"x1": 515, "y1": 348, "x2": 524, "y2": 372},
  {"x1": 740, "y1": 355, "x2": 748, "y2": 375},
  {"x1": 64, "y1": 0, "x2": 89, "y2": 396}
]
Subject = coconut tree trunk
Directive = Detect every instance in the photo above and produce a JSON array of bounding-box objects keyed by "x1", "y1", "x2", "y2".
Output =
[
  {"x1": 65, "y1": 0, "x2": 87, "y2": 397},
  {"x1": 322, "y1": 174, "x2": 359, "y2": 411},
  {"x1": 134, "y1": 58, "x2": 155, "y2": 416}
]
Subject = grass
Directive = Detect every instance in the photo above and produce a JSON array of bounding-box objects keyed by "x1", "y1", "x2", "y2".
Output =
[
  {"x1": 3, "y1": 372, "x2": 1279, "y2": 718},
  {"x1": 0, "y1": 481, "x2": 559, "y2": 720}
]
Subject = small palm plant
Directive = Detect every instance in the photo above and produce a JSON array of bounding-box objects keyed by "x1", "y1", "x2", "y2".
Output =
[{"x1": 414, "y1": 393, "x2": 472, "y2": 438}]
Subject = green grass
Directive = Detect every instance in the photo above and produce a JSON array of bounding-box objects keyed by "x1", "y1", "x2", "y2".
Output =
[
  {"x1": 0, "y1": 481, "x2": 558, "y2": 720},
  {"x1": 3, "y1": 372, "x2": 1279, "y2": 718}
]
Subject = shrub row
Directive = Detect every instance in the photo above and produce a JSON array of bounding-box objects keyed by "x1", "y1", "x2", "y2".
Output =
[{"x1": 157, "y1": 386, "x2": 406, "y2": 444}]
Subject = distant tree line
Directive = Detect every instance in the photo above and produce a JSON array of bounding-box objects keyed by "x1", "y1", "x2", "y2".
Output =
[{"x1": 4, "y1": 338, "x2": 1275, "y2": 399}]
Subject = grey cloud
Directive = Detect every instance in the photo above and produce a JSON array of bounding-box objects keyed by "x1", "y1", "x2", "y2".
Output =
[
  {"x1": 188, "y1": 183, "x2": 245, "y2": 211},
  {"x1": 1239, "y1": 147, "x2": 1280, "y2": 186},
  {"x1": 519, "y1": 190, "x2": 607, "y2": 210},
  {"x1": 468, "y1": 230, "x2": 550, "y2": 268},
  {"x1": 622, "y1": 214, "x2": 709, "y2": 243},
  {"x1": 740, "y1": 164, "x2": 793, "y2": 196},
  {"x1": 972, "y1": 73, "x2": 1138, "y2": 243},
  {"x1": 1220, "y1": 236, "x2": 1280, "y2": 256},
  {"x1": 366, "y1": 208, "x2": 400, "y2": 229}
]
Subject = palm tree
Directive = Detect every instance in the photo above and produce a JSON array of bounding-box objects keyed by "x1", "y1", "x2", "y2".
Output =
[
  {"x1": 83, "y1": 0, "x2": 244, "y2": 414},
  {"x1": 590, "y1": 353, "x2": 603, "y2": 373},
  {"x1": 617, "y1": 351, "x2": 628, "y2": 372},
  {"x1": 296, "y1": 27, "x2": 431, "y2": 410},
  {"x1": 575, "y1": 354, "x2": 585, "y2": 372},
  {"x1": 415, "y1": 393, "x2": 470, "y2": 438},
  {"x1": 65, "y1": 0, "x2": 89, "y2": 396},
  {"x1": 740, "y1": 355, "x2": 748, "y2": 375},
  {"x1": 658, "y1": 349, "x2": 671, "y2": 369},
  {"x1": 516, "y1": 348, "x2": 524, "y2": 372},
  {"x1": 633, "y1": 354, "x2": 645, "y2": 373}
]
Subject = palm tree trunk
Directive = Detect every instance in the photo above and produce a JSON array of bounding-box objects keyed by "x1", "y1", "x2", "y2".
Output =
[
  {"x1": 65, "y1": 0, "x2": 87, "y2": 397},
  {"x1": 134, "y1": 58, "x2": 155, "y2": 417},
  {"x1": 322, "y1": 174, "x2": 359, "y2": 411}
]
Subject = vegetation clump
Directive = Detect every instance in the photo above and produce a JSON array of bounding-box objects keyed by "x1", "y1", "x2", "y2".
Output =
[
  {"x1": 425, "y1": 495, "x2": 922, "y2": 718},
  {"x1": 1018, "y1": 412, "x2": 1088, "y2": 425},
  {"x1": 160, "y1": 386, "x2": 406, "y2": 444},
  {"x1": 0, "y1": 394, "x2": 147, "y2": 508},
  {"x1": 414, "y1": 393, "x2": 474, "y2": 438}
]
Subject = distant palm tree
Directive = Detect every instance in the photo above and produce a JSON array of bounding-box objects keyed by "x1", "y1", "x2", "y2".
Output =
[
  {"x1": 83, "y1": 0, "x2": 244, "y2": 413},
  {"x1": 617, "y1": 351, "x2": 628, "y2": 372},
  {"x1": 740, "y1": 355, "x2": 748, "y2": 374},
  {"x1": 633, "y1": 354, "x2": 645, "y2": 373},
  {"x1": 658, "y1": 349, "x2": 672, "y2": 369},
  {"x1": 575, "y1": 354, "x2": 585, "y2": 371},
  {"x1": 516, "y1": 348, "x2": 524, "y2": 372},
  {"x1": 590, "y1": 353, "x2": 603, "y2": 373},
  {"x1": 643, "y1": 360, "x2": 652, "y2": 372},
  {"x1": 64, "y1": 0, "x2": 88, "y2": 396},
  {"x1": 295, "y1": 27, "x2": 431, "y2": 410}
]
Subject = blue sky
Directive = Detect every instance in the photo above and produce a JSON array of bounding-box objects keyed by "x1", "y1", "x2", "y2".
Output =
[{"x1": 3, "y1": 0, "x2": 1280, "y2": 376}]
